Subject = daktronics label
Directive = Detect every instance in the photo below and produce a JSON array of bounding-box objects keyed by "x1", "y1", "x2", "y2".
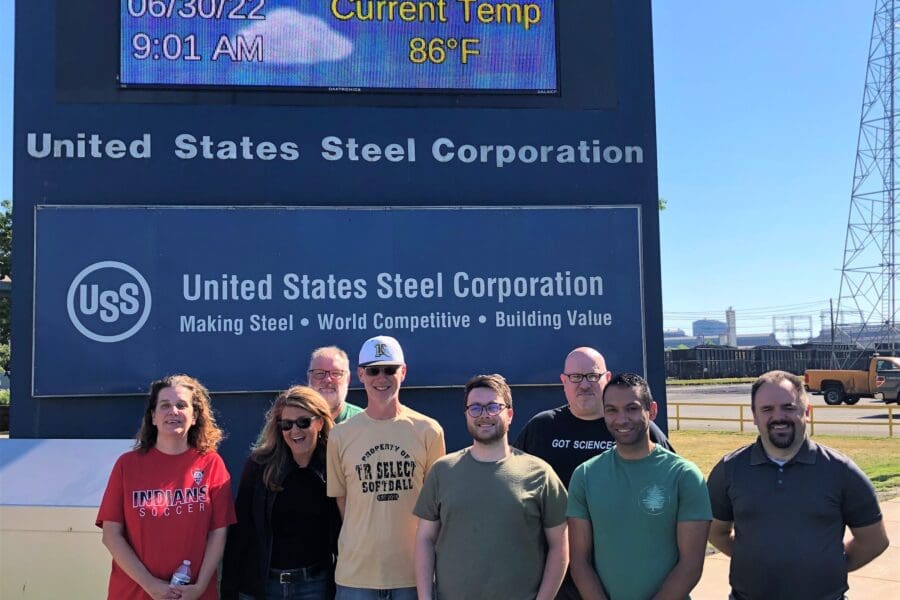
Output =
[{"x1": 66, "y1": 261, "x2": 152, "y2": 342}]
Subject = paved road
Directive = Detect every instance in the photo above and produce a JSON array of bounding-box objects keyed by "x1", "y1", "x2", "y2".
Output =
[{"x1": 665, "y1": 384, "x2": 899, "y2": 436}]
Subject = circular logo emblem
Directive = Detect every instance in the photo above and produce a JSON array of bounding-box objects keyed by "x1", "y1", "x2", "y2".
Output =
[{"x1": 66, "y1": 261, "x2": 152, "y2": 343}]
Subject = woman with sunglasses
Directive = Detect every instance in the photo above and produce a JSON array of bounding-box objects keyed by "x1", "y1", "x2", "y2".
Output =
[
  {"x1": 222, "y1": 386, "x2": 340, "y2": 600},
  {"x1": 97, "y1": 374, "x2": 236, "y2": 600}
]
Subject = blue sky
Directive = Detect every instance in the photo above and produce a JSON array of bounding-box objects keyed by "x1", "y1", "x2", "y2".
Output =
[
  {"x1": 654, "y1": 1, "x2": 869, "y2": 336},
  {"x1": 0, "y1": 1, "x2": 875, "y2": 336}
]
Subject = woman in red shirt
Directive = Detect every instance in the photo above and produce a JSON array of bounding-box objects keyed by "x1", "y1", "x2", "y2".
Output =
[{"x1": 97, "y1": 374, "x2": 236, "y2": 600}]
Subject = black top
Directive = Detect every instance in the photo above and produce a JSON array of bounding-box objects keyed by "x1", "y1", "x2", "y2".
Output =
[
  {"x1": 270, "y1": 462, "x2": 333, "y2": 568},
  {"x1": 707, "y1": 438, "x2": 882, "y2": 600},
  {"x1": 221, "y1": 446, "x2": 340, "y2": 600},
  {"x1": 512, "y1": 404, "x2": 673, "y2": 486}
]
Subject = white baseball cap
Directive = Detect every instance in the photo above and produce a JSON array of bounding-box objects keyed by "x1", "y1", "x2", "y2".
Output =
[{"x1": 359, "y1": 335, "x2": 405, "y2": 366}]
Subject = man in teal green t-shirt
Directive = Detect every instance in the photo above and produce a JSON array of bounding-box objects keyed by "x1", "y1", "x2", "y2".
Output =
[{"x1": 567, "y1": 373, "x2": 711, "y2": 600}]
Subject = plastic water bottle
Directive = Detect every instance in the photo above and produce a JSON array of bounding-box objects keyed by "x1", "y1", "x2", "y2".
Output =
[{"x1": 170, "y1": 560, "x2": 192, "y2": 586}]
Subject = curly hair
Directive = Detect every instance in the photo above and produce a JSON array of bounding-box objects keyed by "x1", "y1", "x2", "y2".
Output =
[
  {"x1": 135, "y1": 374, "x2": 224, "y2": 453},
  {"x1": 251, "y1": 385, "x2": 334, "y2": 491}
]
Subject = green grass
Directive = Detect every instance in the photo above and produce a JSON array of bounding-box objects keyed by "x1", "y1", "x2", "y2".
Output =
[
  {"x1": 669, "y1": 430, "x2": 900, "y2": 492},
  {"x1": 666, "y1": 378, "x2": 756, "y2": 386}
]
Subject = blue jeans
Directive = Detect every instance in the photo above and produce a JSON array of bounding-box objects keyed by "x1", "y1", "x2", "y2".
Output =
[
  {"x1": 238, "y1": 567, "x2": 332, "y2": 600},
  {"x1": 335, "y1": 585, "x2": 417, "y2": 600}
]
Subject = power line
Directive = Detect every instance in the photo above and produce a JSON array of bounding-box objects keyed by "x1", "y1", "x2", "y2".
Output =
[{"x1": 664, "y1": 304, "x2": 829, "y2": 318}]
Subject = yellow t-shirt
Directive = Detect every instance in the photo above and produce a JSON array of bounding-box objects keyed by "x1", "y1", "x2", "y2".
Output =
[{"x1": 327, "y1": 405, "x2": 445, "y2": 589}]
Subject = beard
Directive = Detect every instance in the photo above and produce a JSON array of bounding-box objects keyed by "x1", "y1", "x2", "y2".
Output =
[
  {"x1": 468, "y1": 419, "x2": 507, "y2": 444},
  {"x1": 766, "y1": 421, "x2": 796, "y2": 449},
  {"x1": 315, "y1": 384, "x2": 343, "y2": 404},
  {"x1": 569, "y1": 390, "x2": 601, "y2": 416}
]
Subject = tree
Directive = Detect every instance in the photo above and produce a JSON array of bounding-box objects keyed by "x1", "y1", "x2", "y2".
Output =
[
  {"x1": 0, "y1": 200, "x2": 10, "y2": 278},
  {"x1": 658, "y1": 197, "x2": 667, "y2": 211},
  {"x1": 0, "y1": 200, "x2": 10, "y2": 369}
]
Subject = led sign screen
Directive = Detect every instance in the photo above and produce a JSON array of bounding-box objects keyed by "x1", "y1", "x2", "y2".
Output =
[{"x1": 120, "y1": 0, "x2": 559, "y2": 92}]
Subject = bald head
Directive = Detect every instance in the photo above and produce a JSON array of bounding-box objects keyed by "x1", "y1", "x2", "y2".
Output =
[
  {"x1": 564, "y1": 347, "x2": 607, "y2": 373},
  {"x1": 561, "y1": 347, "x2": 611, "y2": 420}
]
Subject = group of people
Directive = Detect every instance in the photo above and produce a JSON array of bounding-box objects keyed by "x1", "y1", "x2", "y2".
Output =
[{"x1": 96, "y1": 336, "x2": 891, "y2": 600}]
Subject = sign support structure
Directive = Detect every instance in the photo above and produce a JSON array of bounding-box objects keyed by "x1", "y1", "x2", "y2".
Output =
[{"x1": 14, "y1": 0, "x2": 664, "y2": 456}]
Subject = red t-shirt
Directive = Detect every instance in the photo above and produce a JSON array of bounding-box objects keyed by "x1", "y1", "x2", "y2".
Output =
[{"x1": 96, "y1": 447, "x2": 237, "y2": 600}]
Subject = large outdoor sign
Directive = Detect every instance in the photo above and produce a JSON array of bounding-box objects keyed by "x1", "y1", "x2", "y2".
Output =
[
  {"x1": 14, "y1": 0, "x2": 662, "y2": 445},
  {"x1": 34, "y1": 206, "x2": 644, "y2": 395},
  {"x1": 120, "y1": 0, "x2": 559, "y2": 92}
]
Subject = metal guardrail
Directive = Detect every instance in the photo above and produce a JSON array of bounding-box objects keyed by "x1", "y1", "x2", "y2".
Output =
[{"x1": 668, "y1": 402, "x2": 896, "y2": 437}]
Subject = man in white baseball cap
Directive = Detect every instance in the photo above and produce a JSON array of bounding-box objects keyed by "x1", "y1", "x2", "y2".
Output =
[{"x1": 326, "y1": 335, "x2": 445, "y2": 599}]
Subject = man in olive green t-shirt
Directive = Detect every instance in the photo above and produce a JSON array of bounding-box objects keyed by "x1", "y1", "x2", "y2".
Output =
[
  {"x1": 414, "y1": 374, "x2": 568, "y2": 600},
  {"x1": 567, "y1": 373, "x2": 711, "y2": 600}
]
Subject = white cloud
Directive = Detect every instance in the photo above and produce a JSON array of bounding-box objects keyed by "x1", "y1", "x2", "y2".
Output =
[{"x1": 239, "y1": 8, "x2": 353, "y2": 64}]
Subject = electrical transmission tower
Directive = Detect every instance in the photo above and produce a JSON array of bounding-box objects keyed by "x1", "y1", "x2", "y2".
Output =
[
  {"x1": 836, "y1": 0, "x2": 900, "y2": 360},
  {"x1": 773, "y1": 315, "x2": 813, "y2": 346}
]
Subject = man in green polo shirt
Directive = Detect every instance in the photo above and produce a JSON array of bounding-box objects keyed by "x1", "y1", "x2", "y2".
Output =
[
  {"x1": 307, "y1": 345, "x2": 363, "y2": 424},
  {"x1": 567, "y1": 373, "x2": 711, "y2": 600}
]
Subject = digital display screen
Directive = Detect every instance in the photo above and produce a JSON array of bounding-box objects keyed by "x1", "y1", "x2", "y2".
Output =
[{"x1": 120, "y1": 0, "x2": 559, "y2": 92}]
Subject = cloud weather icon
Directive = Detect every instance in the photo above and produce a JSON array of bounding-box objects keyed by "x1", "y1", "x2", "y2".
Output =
[{"x1": 239, "y1": 8, "x2": 353, "y2": 64}]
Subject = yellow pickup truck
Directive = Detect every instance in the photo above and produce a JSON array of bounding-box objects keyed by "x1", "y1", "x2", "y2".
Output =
[{"x1": 805, "y1": 356, "x2": 900, "y2": 405}]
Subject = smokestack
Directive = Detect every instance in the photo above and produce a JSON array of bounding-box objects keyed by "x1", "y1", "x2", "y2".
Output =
[{"x1": 726, "y1": 307, "x2": 737, "y2": 346}]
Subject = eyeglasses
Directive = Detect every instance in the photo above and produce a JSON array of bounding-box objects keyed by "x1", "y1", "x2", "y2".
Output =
[
  {"x1": 308, "y1": 369, "x2": 346, "y2": 380},
  {"x1": 278, "y1": 416, "x2": 318, "y2": 431},
  {"x1": 364, "y1": 365, "x2": 399, "y2": 377},
  {"x1": 465, "y1": 402, "x2": 510, "y2": 417},
  {"x1": 564, "y1": 372, "x2": 607, "y2": 383}
]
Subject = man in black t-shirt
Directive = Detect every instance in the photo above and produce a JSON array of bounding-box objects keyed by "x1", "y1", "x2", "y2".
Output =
[
  {"x1": 513, "y1": 346, "x2": 672, "y2": 486},
  {"x1": 513, "y1": 346, "x2": 673, "y2": 600}
]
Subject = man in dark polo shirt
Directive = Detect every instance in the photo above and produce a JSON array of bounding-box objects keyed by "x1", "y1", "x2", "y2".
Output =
[{"x1": 707, "y1": 370, "x2": 889, "y2": 600}]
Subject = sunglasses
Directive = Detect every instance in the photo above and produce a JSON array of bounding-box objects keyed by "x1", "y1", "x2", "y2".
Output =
[
  {"x1": 364, "y1": 365, "x2": 399, "y2": 377},
  {"x1": 278, "y1": 416, "x2": 318, "y2": 431}
]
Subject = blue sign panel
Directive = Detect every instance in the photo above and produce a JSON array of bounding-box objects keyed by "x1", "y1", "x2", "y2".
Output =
[
  {"x1": 34, "y1": 206, "x2": 644, "y2": 396},
  {"x1": 120, "y1": 0, "x2": 559, "y2": 91}
]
